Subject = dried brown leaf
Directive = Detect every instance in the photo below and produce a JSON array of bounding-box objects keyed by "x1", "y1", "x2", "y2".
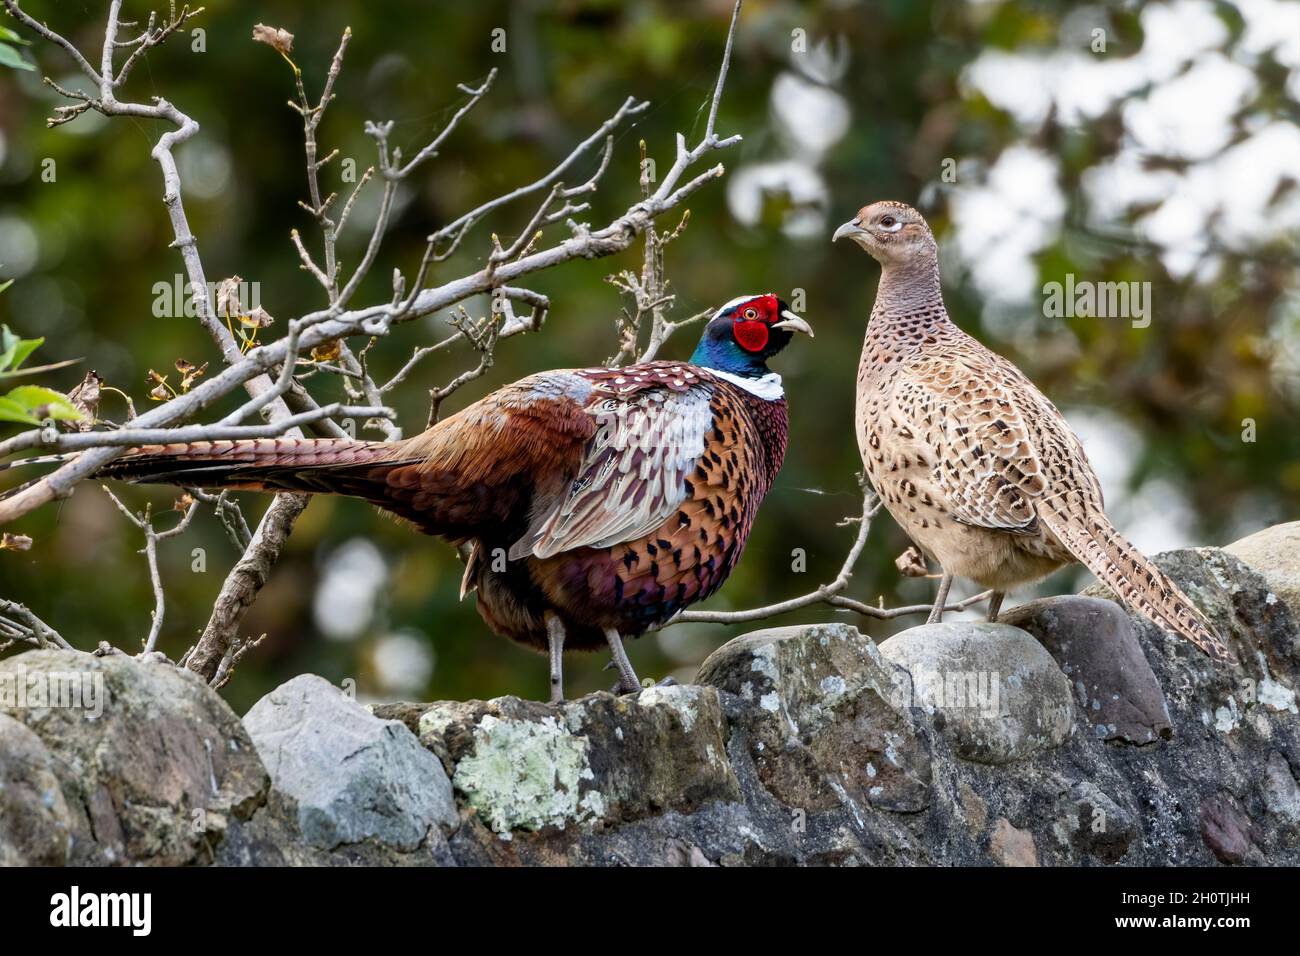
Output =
[
  {"x1": 215, "y1": 276, "x2": 244, "y2": 317},
  {"x1": 64, "y1": 369, "x2": 103, "y2": 432},
  {"x1": 176, "y1": 358, "x2": 209, "y2": 391},
  {"x1": 239, "y1": 306, "x2": 274, "y2": 329},
  {"x1": 0, "y1": 533, "x2": 33, "y2": 552},
  {"x1": 252, "y1": 23, "x2": 294, "y2": 55}
]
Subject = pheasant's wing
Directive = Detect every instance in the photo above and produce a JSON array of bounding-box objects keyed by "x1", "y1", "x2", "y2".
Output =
[
  {"x1": 510, "y1": 365, "x2": 717, "y2": 560},
  {"x1": 389, "y1": 369, "x2": 601, "y2": 534},
  {"x1": 899, "y1": 350, "x2": 1103, "y2": 534}
]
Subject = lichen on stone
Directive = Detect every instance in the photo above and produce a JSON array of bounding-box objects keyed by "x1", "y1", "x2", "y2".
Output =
[
  {"x1": 638, "y1": 683, "x2": 702, "y2": 732},
  {"x1": 452, "y1": 714, "x2": 599, "y2": 835}
]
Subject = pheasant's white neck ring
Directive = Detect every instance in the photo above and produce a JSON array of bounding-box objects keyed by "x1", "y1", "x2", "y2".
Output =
[{"x1": 708, "y1": 369, "x2": 784, "y2": 401}]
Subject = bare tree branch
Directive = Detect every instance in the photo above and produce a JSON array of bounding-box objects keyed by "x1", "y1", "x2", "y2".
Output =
[
  {"x1": 0, "y1": 598, "x2": 74, "y2": 650},
  {"x1": 184, "y1": 493, "x2": 305, "y2": 682},
  {"x1": 101, "y1": 487, "x2": 201, "y2": 654}
]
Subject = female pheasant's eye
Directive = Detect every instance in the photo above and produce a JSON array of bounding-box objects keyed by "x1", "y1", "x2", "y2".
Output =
[
  {"x1": 743, "y1": 308, "x2": 758, "y2": 320},
  {"x1": 881, "y1": 216, "x2": 896, "y2": 228}
]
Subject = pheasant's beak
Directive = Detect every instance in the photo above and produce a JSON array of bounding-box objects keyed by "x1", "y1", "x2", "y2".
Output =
[
  {"x1": 832, "y1": 219, "x2": 865, "y2": 243},
  {"x1": 772, "y1": 311, "x2": 814, "y2": 337}
]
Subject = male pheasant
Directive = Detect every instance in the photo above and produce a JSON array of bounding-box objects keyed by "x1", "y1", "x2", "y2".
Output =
[
  {"x1": 99, "y1": 294, "x2": 813, "y2": 698},
  {"x1": 833, "y1": 201, "x2": 1235, "y2": 665}
]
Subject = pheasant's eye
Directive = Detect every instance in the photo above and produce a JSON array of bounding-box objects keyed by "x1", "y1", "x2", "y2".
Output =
[
  {"x1": 881, "y1": 216, "x2": 896, "y2": 227},
  {"x1": 743, "y1": 308, "x2": 758, "y2": 320}
]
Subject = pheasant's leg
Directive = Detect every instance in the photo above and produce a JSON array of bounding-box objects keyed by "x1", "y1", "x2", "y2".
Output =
[
  {"x1": 986, "y1": 591, "x2": 1005, "y2": 623},
  {"x1": 603, "y1": 628, "x2": 643, "y2": 694},
  {"x1": 545, "y1": 612, "x2": 566, "y2": 704},
  {"x1": 927, "y1": 572, "x2": 954, "y2": 625}
]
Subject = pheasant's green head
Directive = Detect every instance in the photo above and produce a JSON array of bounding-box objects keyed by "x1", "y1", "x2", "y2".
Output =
[{"x1": 689, "y1": 293, "x2": 813, "y2": 379}]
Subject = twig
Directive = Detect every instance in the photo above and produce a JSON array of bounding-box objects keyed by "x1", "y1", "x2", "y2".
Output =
[
  {"x1": 210, "y1": 631, "x2": 268, "y2": 690},
  {"x1": 0, "y1": 598, "x2": 74, "y2": 650},
  {"x1": 101, "y1": 487, "x2": 201, "y2": 654},
  {"x1": 191, "y1": 489, "x2": 253, "y2": 550}
]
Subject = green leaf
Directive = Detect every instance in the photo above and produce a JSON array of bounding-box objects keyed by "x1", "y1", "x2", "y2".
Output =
[
  {"x1": 0, "y1": 27, "x2": 30, "y2": 45},
  {"x1": 0, "y1": 385, "x2": 85, "y2": 424},
  {"x1": 0, "y1": 279, "x2": 12, "y2": 294},
  {"x1": 0, "y1": 396, "x2": 40, "y2": 425},
  {"x1": 0, "y1": 325, "x2": 44, "y2": 375},
  {"x1": 0, "y1": 42, "x2": 34, "y2": 71}
]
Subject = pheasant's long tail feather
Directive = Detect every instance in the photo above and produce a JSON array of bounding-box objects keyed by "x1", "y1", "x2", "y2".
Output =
[
  {"x1": 96, "y1": 438, "x2": 408, "y2": 496},
  {"x1": 1040, "y1": 507, "x2": 1237, "y2": 665}
]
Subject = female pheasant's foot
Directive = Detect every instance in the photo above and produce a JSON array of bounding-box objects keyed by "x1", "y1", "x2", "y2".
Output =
[
  {"x1": 545, "y1": 612, "x2": 566, "y2": 704},
  {"x1": 986, "y1": 591, "x2": 1005, "y2": 622},
  {"x1": 604, "y1": 628, "x2": 642, "y2": 694},
  {"x1": 927, "y1": 572, "x2": 954, "y2": 624}
]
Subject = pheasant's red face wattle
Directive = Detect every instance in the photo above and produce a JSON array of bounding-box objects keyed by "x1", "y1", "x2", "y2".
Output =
[
  {"x1": 731, "y1": 294, "x2": 780, "y2": 352},
  {"x1": 733, "y1": 320, "x2": 770, "y2": 352}
]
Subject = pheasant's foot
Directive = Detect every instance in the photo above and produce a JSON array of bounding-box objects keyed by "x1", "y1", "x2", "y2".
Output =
[
  {"x1": 927, "y1": 572, "x2": 954, "y2": 625},
  {"x1": 604, "y1": 628, "x2": 642, "y2": 694},
  {"x1": 986, "y1": 590, "x2": 1005, "y2": 623},
  {"x1": 545, "y1": 612, "x2": 566, "y2": 704}
]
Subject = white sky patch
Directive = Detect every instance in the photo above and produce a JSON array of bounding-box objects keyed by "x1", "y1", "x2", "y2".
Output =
[
  {"x1": 948, "y1": 145, "x2": 1065, "y2": 304},
  {"x1": 313, "y1": 537, "x2": 388, "y2": 641},
  {"x1": 1122, "y1": 53, "x2": 1257, "y2": 161},
  {"x1": 954, "y1": 0, "x2": 1300, "y2": 288},
  {"x1": 373, "y1": 629, "x2": 435, "y2": 696},
  {"x1": 1237, "y1": 0, "x2": 1300, "y2": 67},
  {"x1": 727, "y1": 43, "x2": 852, "y2": 240},
  {"x1": 726, "y1": 159, "x2": 831, "y2": 239},
  {"x1": 176, "y1": 140, "x2": 233, "y2": 201},
  {"x1": 959, "y1": 1, "x2": 1232, "y2": 128},
  {"x1": 771, "y1": 71, "x2": 851, "y2": 159},
  {"x1": 1089, "y1": 121, "x2": 1300, "y2": 278}
]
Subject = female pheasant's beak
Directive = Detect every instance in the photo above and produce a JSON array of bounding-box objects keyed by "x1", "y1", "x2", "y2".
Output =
[
  {"x1": 772, "y1": 311, "x2": 814, "y2": 337},
  {"x1": 832, "y1": 219, "x2": 866, "y2": 243}
]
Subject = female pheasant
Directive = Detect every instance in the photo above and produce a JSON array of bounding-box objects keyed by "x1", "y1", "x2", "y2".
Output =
[
  {"x1": 99, "y1": 294, "x2": 813, "y2": 699},
  {"x1": 833, "y1": 201, "x2": 1235, "y2": 665}
]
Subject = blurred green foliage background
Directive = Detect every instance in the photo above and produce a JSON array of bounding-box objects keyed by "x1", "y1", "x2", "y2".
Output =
[{"x1": 1, "y1": 0, "x2": 1297, "y2": 710}]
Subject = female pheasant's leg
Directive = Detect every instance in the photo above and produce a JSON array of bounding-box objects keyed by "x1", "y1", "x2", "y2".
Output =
[
  {"x1": 986, "y1": 591, "x2": 1005, "y2": 622},
  {"x1": 545, "y1": 612, "x2": 566, "y2": 704},
  {"x1": 604, "y1": 628, "x2": 643, "y2": 694},
  {"x1": 927, "y1": 572, "x2": 954, "y2": 625}
]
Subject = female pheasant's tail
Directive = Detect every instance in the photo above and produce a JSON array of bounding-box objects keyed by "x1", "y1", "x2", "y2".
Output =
[
  {"x1": 96, "y1": 437, "x2": 409, "y2": 497},
  {"x1": 1040, "y1": 507, "x2": 1237, "y2": 665}
]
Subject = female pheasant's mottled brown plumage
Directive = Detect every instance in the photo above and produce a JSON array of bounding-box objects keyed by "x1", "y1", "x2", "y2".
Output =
[{"x1": 834, "y1": 200, "x2": 1235, "y2": 665}]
